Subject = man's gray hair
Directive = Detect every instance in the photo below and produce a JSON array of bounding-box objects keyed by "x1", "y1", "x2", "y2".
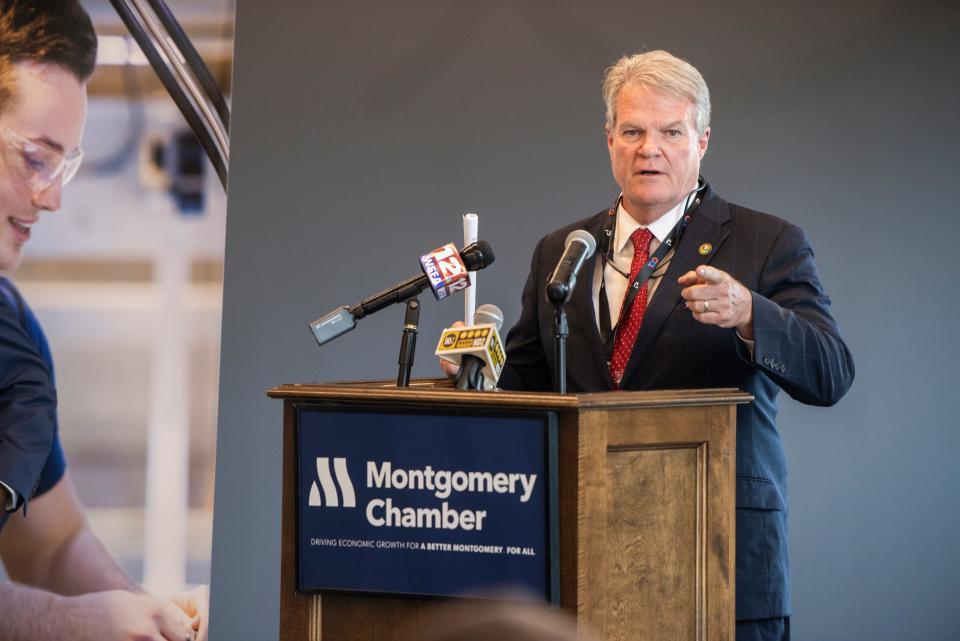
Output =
[{"x1": 602, "y1": 50, "x2": 711, "y2": 135}]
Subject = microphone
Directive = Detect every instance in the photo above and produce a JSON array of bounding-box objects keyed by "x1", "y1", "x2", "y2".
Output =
[
  {"x1": 545, "y1": 230, "x2": 596, "y2": 305},
  {"x1": 435, "y1": 303, "x2": 506, "y2": 391},
  {"x1": 474, "y1": 303, "x2": 504, "y2": 329},
  {"x1": 309, "y1": 240, "x2": 495, "y2": 346}
]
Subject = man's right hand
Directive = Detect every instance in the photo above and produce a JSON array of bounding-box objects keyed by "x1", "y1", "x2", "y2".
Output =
[
  {"x1": 66, "y1": 590, "x2": 196, "y2": 641},
  {"x1": 438, "y1": 321, "x2": 465, "y2": 378}
]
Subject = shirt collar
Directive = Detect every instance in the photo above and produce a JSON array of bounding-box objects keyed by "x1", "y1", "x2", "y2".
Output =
[{"x1": 613, "y1": 196, "x2": 688, "y2": 255}]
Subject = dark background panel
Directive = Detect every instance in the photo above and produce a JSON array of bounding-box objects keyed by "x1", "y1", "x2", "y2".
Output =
[{"x1": 212, "y1": 1, "x2": 960, "y2": 639}]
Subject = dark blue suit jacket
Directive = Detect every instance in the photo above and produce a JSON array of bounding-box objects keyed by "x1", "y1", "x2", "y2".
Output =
[{"x1": 498, "y1": 184, "x2": 855, "y2": 620}]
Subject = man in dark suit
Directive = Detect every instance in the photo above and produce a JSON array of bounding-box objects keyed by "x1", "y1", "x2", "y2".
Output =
[
  {"x1": 0, "y1": 1, "x2": 206, "y2": 639},
  {"x1": 496, "y1": 50, "x2": 854, "y2": 640}
]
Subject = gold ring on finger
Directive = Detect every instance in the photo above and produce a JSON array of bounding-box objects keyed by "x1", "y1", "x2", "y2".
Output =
[{"x1": 703, "y1": 300, "x2": 710, "y2": 313}]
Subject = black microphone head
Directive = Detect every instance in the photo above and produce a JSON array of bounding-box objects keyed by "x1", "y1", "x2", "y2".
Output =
[
  {"x1": 461, "y1": 240, "x2": 495, "y2": 271},
  {"x1": 474, "y1": 303, "x2": 504, "y2": 331}
]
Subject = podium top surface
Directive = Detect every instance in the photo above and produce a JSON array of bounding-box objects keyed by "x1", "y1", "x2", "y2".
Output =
[{"x1": 268, "y1": 379, "x2": 752, "y2": 411}]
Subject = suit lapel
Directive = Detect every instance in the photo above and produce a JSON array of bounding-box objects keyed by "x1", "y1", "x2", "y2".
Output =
[
  {"x1": 568, "y1": 209, "x2": 616, "y2": 389},
  {"x1": 619, "y1": 188, "x2": 731, "y2": 387}
]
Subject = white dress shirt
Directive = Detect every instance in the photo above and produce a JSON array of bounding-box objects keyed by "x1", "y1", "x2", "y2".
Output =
[{"x1": 592, "y1": 197, "x2": 686, "y2": 329}]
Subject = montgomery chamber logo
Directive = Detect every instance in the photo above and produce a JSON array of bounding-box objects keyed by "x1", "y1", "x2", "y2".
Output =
[
  {"x1": 306, "y1": 458, "x2": 538, "y2": 532},
  {"x1": 308, "y1": 457, "x2": 357, "y2": 508}
]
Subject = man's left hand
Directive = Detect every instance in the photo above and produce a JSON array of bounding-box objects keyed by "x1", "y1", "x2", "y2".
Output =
[
  {"x1": 678, "y1": 265, "x2": 754, "y2": 340},
  {"x1": 169, "y1": 585, "x2": 209, "y2": 641}
]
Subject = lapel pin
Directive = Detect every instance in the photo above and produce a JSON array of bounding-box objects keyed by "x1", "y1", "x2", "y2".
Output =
[{"x1": 698, "y1": 242, "x2": 713, "y2": 256}]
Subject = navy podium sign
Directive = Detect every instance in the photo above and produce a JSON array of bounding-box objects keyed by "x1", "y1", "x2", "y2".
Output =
[{"x1": 295, "y1": 405, "x2": 557, "y2": 601}]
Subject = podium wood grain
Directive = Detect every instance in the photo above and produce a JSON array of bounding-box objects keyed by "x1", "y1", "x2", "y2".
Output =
[{"x1": 271, "y1": 382, "x2": 746, "y2": 641}]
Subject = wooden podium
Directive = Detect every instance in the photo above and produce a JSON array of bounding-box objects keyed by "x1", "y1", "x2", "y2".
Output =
[{"x1": 269, "y1": 381, "x2": 750, "y2": 641}]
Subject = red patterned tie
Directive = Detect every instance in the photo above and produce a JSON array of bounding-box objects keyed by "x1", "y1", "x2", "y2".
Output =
[{"x1": 609, "y1": 227, "x2": 654, "y2": 387}]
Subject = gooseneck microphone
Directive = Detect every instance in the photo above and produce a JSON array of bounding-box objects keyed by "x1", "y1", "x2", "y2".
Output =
[
  {"x1": 353, "y1": 240, "x2": 495, "y2": 319},
  {"x1": 545, "y1": 230, "x2": 594, "y2": 394},
  {"x1": 546, "y1": 230, "x2": 597, "y2": 305},
  {"x1": 309, "y1": 241, "x2": 495, "y2": 347}
]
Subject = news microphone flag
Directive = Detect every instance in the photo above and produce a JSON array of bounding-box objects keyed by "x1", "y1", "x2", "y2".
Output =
[
  {"x1": 435, "y1": 323, "x2": 506, "y2": 387},
  {"x1": 419, "y1": 243, "x2": 471, "y2": 301}
]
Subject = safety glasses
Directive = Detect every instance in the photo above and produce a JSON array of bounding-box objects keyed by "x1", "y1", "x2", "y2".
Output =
[{"x1": 0, "y1": 123, "x2": 83, "y2": 193}]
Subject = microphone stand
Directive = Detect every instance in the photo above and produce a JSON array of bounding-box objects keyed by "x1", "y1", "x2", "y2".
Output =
[
  {"x1": 396, "y1": 297, "x2": 420, "y2": 388},
  {"x1": 551, "y1": 303, "x2": 568, "y2": 394}
]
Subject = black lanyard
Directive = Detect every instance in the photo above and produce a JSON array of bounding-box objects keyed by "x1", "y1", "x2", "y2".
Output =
[{"x1": 598, "y1": 186, "x2": 704, "y2": 348}]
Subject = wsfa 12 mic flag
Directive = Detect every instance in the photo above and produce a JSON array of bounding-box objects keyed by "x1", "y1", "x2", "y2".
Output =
[
  {"x1": 419, "y1": 242, "x2": 470, "y2": 300},
  {"x1": 309, "y1": 241, "x2": 495, "y2": 346},
  {"x1": 435, "y1": 304, "x2": 506, "y2": 390}
]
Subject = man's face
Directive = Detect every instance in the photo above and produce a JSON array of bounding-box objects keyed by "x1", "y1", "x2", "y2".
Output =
[
  {"x1": 0, "y1": 62, "x2": 87, "y2": 270},
  {"x1": 606, "y1": 83, "x2": 709, "y2": 224}
]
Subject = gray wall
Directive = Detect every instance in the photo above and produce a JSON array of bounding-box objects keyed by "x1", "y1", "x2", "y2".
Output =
[{"x1": 211, "y1": 1, "x2": 960, "y2": 639}]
